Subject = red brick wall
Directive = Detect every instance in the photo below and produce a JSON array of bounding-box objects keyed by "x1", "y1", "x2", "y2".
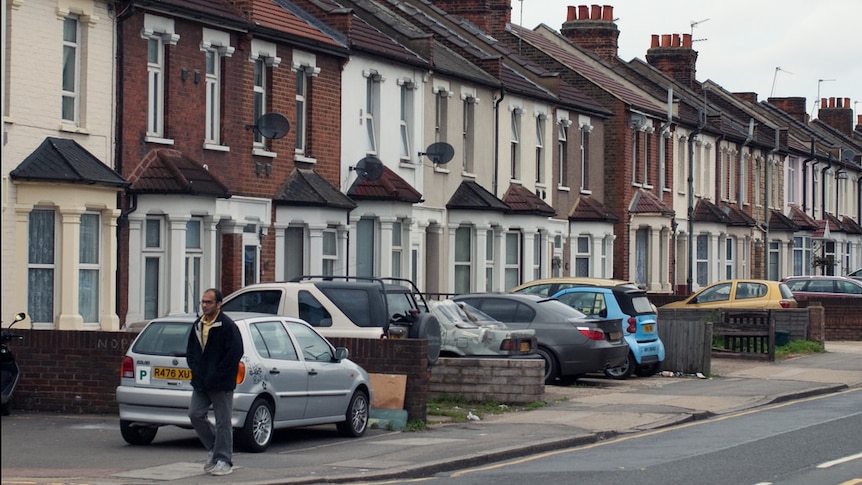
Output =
[{"x1": 6, "y1": 332, "x2": 428, "y2": 422}]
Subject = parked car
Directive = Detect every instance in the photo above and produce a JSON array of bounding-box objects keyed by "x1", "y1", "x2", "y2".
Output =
[
  {"x1": 551, "y1": 285, "x2": 665, "y2": 379},
  {"x1": 780, "y1": 275, "x2": 862, "y2": 302},
  {"x1": 116, "y1": 313, "x2": 371, "y2": 452},
  {"x1": 221, "y1": 276, "x2": 441, "y2": 365},
  {"x1": 848, "y1": 268, "x2": 862, "y2": 282},
  {"x1": 451, "y1": 293, "x2": 628, "y2": 384},
  {"x1": 661, "y1": 280, "x2": 797, "y2": 309},
  {"x1": 429, "y1": 299, "x2": 537, "y2": 358},
  {"x1": 510, "y1": 277, "x2": 638, "y2": 296}
]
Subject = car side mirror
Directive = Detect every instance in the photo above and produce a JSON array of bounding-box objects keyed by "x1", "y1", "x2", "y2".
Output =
[{"x1": 334, "y1": 347, "x2": 349, "y2": 361}]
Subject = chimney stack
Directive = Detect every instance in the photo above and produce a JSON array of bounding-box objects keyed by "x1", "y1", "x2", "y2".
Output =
[
  {"x1": 768, "y1": 97, "x2": 809, "y2": 124},
  {"x1": 560, "y1": 4, "x2": 620, "y2": 62},
  {"x1": 818, "y1": 96, "x2": 854, "y2": 135},
  {"x1": 645, "y1": 33, "x2": 698, "y2": 90},
  {"x1": 430, "y1": 0, "x2": 512, "y2": 35}
]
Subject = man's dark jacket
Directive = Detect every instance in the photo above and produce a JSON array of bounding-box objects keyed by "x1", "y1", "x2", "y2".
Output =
[{"x1": 186, "y1": 312, "x2": 244, "y2": 392}]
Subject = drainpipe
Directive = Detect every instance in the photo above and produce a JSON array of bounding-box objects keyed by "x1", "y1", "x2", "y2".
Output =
[
  {"x1": 687, "y1": 110, "x2": 704, "y2": 293},
  {"x1": 764, "y1": 129, "x2": 780, "y2": 279},
  {"x1": 821, "y1": 154, "x2": 833, "y2": 220},
  {"x1": 658, "y1": 87, "x2": 673, "y2": 191},
  {"x1": 737, "y1": 119, "x2": 754, "y2": 203},
  {"x1": 115, "y1": 3, "x2": 135, "y2": 325},
  {"x1": 801, "y1": 140, "x2": 816, "y2": 213},
  {"x1": 492, "y1": 88, "x2": 505, "y2": 197}
]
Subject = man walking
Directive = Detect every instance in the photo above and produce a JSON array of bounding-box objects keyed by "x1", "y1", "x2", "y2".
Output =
[{"x1": 187, "y1": 288, "x2": 244, "y2": 476}]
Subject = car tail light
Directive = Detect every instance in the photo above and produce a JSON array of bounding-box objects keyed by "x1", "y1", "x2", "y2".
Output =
[
  {"x1": 779, "y1": 300, "x2": 792, "y2": 309},
  {"x1": 626, "y1": 317, "x2": 637, "y2": 334},
  {"x1": 235, "y1": 361, "x2": 246, "y2": 385},
  {"x1": 577, "y1": 327, "x2": 606, "y2": 341},
  {"x1": 499, "y1": 339, "x2": 516, "y2": 351},
  {"x1": 121, "y1": 356, "x2": 134, "y2": 379}
]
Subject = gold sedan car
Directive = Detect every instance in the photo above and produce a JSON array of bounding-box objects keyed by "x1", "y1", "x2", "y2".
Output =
[{"x1": 662, "y1": 279, "x2": 798, "y2": 309}]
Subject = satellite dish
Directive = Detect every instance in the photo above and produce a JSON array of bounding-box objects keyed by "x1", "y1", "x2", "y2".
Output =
[
  {"x1": 246, "y1": 113, "x2": 290, "y2": 139},
  {"x1": 419, "y1": 142, "x2": 455, "y2": 165},
  {"x1": 353, "y1": 156, "x2": 384, "y2": 181},
  {"x1": 841, "y1": 149, "x2": 856, "y2": 163}
]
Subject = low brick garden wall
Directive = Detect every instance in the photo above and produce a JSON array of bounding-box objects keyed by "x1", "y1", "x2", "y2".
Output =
[{"x1": 429, "y1": 357, "x2": 544, "y2": 403}]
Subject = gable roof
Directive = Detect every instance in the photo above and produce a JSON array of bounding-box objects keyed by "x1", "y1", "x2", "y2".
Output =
[
  {"x1": 10, "y1": 137, "x2": 128, "y2": 188},
  {"x1": 127, "y1": 149, "x2": 229, "y2": 197},
  {"x1": 446, "y1": 180, "x2": 509, "y2": 212},
  {"x1": 788, "y1": 205, "x2": 819, "y2": 231},
  {"x1": 719, "y1": 203, "x2": 757, "y2": 227},
  {"x1": 348, "y1": 166, "x2": 423, "y2": 203},
  {"x1": 568, "y1": 195, "x2": 619, "y2": 222},
  {"x1": 768, "y1": 209, "x2": 798, "y2": 232},
  {"x1": 628, "y1": 189, "x2": 674, "y2": 216},
  {"x1": 274, "y1": 168, "x2": 356, "y2": 209},
  {"x1": 502, "y1": 184, "x2": 556, "y2": 216},
  {"x1": 693, "y1": 198, "x2": 732, "y2": 224}
]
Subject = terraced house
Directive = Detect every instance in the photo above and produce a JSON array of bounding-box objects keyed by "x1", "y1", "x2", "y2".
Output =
[{"x1": 2, "y1": 0, "x2": 860, "y2": 330}]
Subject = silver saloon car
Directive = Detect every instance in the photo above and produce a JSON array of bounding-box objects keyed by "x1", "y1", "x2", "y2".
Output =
[{"x1": 116, "y1": 313, "x2": 371, "y2": 452}]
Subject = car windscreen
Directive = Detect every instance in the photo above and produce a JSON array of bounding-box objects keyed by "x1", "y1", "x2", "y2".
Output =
[
  {"x1": 630, "y1": 295, "x2": 656, "y2": 314},
  {"x1": 221, "y1": 290, "x2": 281, "y2": 314},
  {"x1": 133, "y1": 321, "x2": 193, "y2": 356}
]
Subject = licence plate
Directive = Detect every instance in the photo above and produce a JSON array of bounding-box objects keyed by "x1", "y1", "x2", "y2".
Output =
[
  {"x1": 642, "y1": 324, "x2": 655, "y2": 333},
  {"x1": 154, "y1": 367, "x2": 191, "y2": 380},
  {"x1": 519, "y1": 341, "x2": 532, "y2": 352},
  {"x1": 609, "y1": 331, "x2": 622, "y2": 340}
]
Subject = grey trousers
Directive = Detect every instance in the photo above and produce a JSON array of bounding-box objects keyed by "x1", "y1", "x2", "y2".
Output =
[{"x1": 189, "y1": 389, "x2": 234, "y2": 465}]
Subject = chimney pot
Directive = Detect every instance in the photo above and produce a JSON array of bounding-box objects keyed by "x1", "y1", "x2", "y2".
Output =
[
  {"x1": 682, "y1": 33, "x2": 692, "y2": 48},
  {"x1": 661, "y1": 34, "x2": 671, "y2": 47},
  {"x1": 821, "y1": 97, "x2": 827, "y2": 108},
  {"x1": 829, "y1": 97, "x2": 836, "y2": 108},
  {"x1": 578, "y1": 5, "x2": 589, "y2": 19},
  {"x1": 601, "y1": 5, "x2": 613, "y2": 21},
  {"x1": 857, "y1": 114, "x2": 861, "y2": 124},
  {"x1": 671, "y1": 34, "x2": 681, "y2": 47},
  {"x1": 567, "y1": 6, "x2": 577, "y2": 21},
  {"x1": 651, "y1": 34, "x2": 659, "y2": 48},
  {"x1": 590, "y1": 4, "x2": 601, "y2": 20},
  {"x1": 844, "y1": 97, "x2": 850, "y2": 108}
]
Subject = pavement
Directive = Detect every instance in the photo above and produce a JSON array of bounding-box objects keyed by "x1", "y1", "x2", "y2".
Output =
[{"x1": 3, "y1": 341, "x2": 862, "y2": 485}]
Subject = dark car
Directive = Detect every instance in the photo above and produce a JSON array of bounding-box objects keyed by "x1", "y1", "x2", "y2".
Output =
[
  {"x1": 451, "y1": 293, "x2": 628, "y2": 384},
  {"x1": 780, "y1": 275, "x2": 862, "y2": 302}
]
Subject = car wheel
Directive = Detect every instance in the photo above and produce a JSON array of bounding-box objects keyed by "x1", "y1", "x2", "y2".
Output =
[
  {"x1": 409, "y1": 313, "x2": 442, "y2": 366},
  {"x1": 604, "y1": 352, "x2": 635, "y2": 380},
  {"x1": 119, "y1": 420, "x2": 157, "y2": 445},
  {"x1": 237, "y1": 398, "x2": 274, "y2": 453},
  {"x1": 535, "y1": 347, "x2": 560, "y2": 384},
  {"x1": 337, "y1": 389, "x2": 369, "y2": 437},
  {"x1": 635, "y1": 363, "x2": 659, "y2": 377}
]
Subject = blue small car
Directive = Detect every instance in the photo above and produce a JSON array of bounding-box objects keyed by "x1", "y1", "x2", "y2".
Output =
[{"x1": 552, "y1": 285, "x2": 665, "y2": 379}]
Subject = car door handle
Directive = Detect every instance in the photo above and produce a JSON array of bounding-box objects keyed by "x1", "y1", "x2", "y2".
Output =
[
  {"x1": 269, "y1": 368, "x2": 280, "y2": 375},
  {"x1": 307, "y1": 369, "x2": 318, "y2": 376}
]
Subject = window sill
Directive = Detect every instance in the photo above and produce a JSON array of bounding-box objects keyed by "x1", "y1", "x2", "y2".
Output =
[
  {"x1": 557, "y1": 185, "x2": 570, "y2": 192},
  {"x1": 145, "y1": 136, "x2": 175, "y2": 145},
  {"x1": 59, "y1": 123, "x2": 89, "y2": 135},
  {"x1": 510, "y1": 178, "x2": 523, "y2": 185},
  {"x1": 399, "y1": 159, "x2": 416, "y2": 170},
  {"x1": 433, "y1": 165, "x2": 450, "y2": 174},
  {"x1": 204, "y1": 143, "x2": 230, "y2": 152},
  {"x1": 461, "y1": 171, "x2": 477, "y2": 179},
  {"x1": 253, "y1": 148, "x2": 277, "y2": 158},
  {"x1": 579, "y1": 189, "x2": 592, "y2": 195},
  {"x1": 294, "y1": 154, "x2": 317, "y2": 164},
  {"x1": 535, "y1": 182, "x2": 548, "y2": 190},
  {"x1": 643, "y1": 184, "x2": 654, "y2": 190},
  {"x1": 663, "y1": 187, "x2": 672, "y2": 193}
]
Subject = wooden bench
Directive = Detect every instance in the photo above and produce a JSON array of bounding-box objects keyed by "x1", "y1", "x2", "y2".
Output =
[{"x1": 713, "y1": 310, "x2": 776, "y2": 362}]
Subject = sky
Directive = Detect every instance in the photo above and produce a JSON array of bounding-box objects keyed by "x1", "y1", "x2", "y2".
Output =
[{"x1": 515, "y1": 0, "x2": 861, "y2": 122}]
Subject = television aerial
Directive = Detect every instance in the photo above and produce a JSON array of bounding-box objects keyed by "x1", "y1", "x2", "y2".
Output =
[
  {"x1": 352, "y1": 155, "x2": 384, "y2": 181},
  {"x1": 418, "y1": 142, "x2": 455, "y2": 165},
  {"x1": 246, "y1": 113, "x2": 290, "y2": 139}
]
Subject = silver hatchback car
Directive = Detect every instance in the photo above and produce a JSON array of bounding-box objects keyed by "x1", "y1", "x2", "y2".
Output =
[{"x1": 116, "y1": 312, "x2": 371, "y2": 452}]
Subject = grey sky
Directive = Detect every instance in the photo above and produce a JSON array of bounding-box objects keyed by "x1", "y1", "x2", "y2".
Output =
[{"x1": 516, "y1": 0, "x2": 861, "y2": 121}]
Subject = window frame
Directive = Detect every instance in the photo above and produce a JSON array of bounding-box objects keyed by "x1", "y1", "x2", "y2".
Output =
[{"x1": 61, "y1": 15, "x2": 81, "y2": 125}]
